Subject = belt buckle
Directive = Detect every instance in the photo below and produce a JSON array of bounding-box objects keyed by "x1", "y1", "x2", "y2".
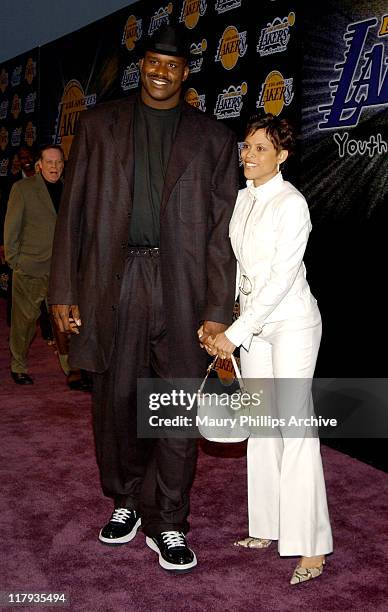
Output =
[
  {"x1": 128, "y1": 246, "x2": 159, "y2": 256},
  {"x1": 239, "y1": 274, "x2": 252, "y2": 295}
]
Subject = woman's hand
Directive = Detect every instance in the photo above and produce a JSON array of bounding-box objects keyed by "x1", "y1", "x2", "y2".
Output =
[{"x1": 207, "y1": 332, "x2": 236, "y2": 360}]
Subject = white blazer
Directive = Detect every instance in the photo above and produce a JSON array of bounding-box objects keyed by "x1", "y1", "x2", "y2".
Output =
[{"x1": 225, "y1": 172, "x2": 318, "y2": 349}]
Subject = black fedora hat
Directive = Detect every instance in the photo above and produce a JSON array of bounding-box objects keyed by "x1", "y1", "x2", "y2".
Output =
[{"x1": 141, "y1": 24, "x2": 190, "y2": 59}]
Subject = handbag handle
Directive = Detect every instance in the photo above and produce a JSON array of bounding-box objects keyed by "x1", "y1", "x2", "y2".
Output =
[
  {"x1": 230, "y1": 354, "x2": 242, "y2": 381},
  {"x1": 198, "y1": 354, "x2": 245, "y2": 394},
  {"x1": 230, "y1": 354, "x2": 246, "y2": 392},
  {"x1": 198, "y1": 356, "x2": 218, "y2": 394}
]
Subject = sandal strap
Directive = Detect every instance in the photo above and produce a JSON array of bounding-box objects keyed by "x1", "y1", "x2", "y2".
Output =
[{"x1": 234, "y1": 537, "x2": 272, "y2": 549}]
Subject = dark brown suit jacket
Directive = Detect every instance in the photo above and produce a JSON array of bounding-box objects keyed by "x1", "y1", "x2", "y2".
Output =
[{"x1": 49, "y1": 95, "x2": 238, "y2": 375}]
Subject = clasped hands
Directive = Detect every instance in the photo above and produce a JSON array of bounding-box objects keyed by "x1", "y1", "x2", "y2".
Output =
[{"x1": 197, "y1": 321, "x2": 236, "y2": 360}]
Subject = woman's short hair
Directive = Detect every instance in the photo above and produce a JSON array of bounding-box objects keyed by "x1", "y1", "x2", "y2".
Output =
[{"x1": 245, "y1": 113, "x2": 296, "y2": 155}]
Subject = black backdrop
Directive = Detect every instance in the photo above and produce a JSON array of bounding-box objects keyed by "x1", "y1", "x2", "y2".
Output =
[
  {"x1": 37, "y1": 0, "x2": 300, "y2": 160},
  {"x1": 0, "y1": 49, "x2": 39, "y2": 177}
]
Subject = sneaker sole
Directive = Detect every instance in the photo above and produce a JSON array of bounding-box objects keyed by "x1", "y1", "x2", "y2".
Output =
[
  {"x1": 98, "y1": 517, "x2": 141, "y2": 545},
  {"x1": 145, "y1": 536, "x2": 198, "y2": 572}
]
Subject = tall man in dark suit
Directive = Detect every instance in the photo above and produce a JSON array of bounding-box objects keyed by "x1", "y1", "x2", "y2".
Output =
[
  {"x1": 49, "y1": 26, "x2": 238, "y2": 572},
  {"x1": 4, "y1": 145, "x2": 64, "y2": 384}
]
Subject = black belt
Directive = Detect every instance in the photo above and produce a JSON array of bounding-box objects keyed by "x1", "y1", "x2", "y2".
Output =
[{"x1": 127, "y1": 246, "x2": 160, "y2": 257}]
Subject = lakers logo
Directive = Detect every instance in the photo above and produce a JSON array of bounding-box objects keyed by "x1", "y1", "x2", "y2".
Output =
[
  {"x1": 24, "y1": 122, "x2": 36, "y2": 147},
  {"x1": 189, "y1": 39, "x2": 207, "y2": 73},
  {"x1": 0, "y1": 158, "x2": 10, "y2": 177},
  {"x1": 24, "y1": 92, "x2": 36, "y2": 114},
  {"x1": 215, "y1": 0, "x2": 241, "y2": 14},
  {"x1": 11, "y1": 94, "x2": 22, "y2": 120},
  {"x1": 122, "y1": 15, "x2": 143, "y2": 51},
  {"x1": 257, "y1": 12, "x2": 295, "y2": 57},
  {"x1": 184, "y1": 88, "x2": 206, "y2": 112},
  {"x1": 25, "y1": 57, "x2": 36, "y2": 85},
  {"x1": 257, "y1": 70, "x2": 294, "y2": 115},
  {"x1": 0, "y1": 69, "x2": 8, "y2": 94},
  {"x1": 319, "y1": 17, "x2": 388, "y2": 129},
  {"x1": 0, "y1": 100, "x2": 8, "y2": 120},
  {"x1": 54, "y1": 80, "x2": 96, "y2": 159},
  {"x1": 148, "y1": 4, "x2": 173, "y2": 36},
  {"x1": 11, "y1": 127, "x2": 22, "y2": 147},
  {"x1": 0, "y1": 127, "x2": 8, "y2": 151},
  {"x1": 179, "y1": 0, "x2": 207, "y2": 30},
  {"x1": 214, "y1": 82, "x2": 247, "y2": 119},
  {"x1": 121, "y1": 63, "x2": 140, "y2": 91},
  {"x1": 11, "y1": 65, "x2": 22, "y2": 87},
  {"x1": 215, "y1": 26, "x2": 247, "y2": 70}
]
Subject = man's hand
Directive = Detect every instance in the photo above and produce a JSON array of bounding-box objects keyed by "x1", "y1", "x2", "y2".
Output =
[
  {"x1": 201, "y1": 321, "x2": 227, "y2": 342},
  {"x1": 51, "y1": 304, "x2": 82, "y2": 334},
  {"x1": 197, "y1": 321, "x2": 229, "y2": 355}
]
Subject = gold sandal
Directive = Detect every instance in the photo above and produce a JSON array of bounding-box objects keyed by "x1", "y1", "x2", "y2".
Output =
[
  {"x1": 234, "y1": 537, "x2": 272, "y2": 549},
  {"x1": 290, "y1": 559, "x2": 325, "y2": 585}
]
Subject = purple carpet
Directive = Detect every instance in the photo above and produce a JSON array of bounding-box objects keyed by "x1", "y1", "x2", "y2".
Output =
[{"x1": 1, "y1": 299, "x2": 387, "y2": 612}]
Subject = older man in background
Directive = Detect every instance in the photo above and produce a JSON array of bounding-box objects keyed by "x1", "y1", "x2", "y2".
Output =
[{"x1": 4, "y1": 144, "x2": 64, "y2": 384}]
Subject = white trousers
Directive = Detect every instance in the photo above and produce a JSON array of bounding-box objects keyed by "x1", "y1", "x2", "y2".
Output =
[{"x1": 240, "y1": 307, "x2": 333, "y2": 556}]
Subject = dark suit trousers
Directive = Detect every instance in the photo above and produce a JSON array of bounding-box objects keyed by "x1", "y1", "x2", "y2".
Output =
[{"x1": 92, "y1": 252, "x2": 198, "y2": 536}]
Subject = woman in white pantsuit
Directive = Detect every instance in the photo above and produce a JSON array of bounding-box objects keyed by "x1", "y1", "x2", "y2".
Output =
[{"x1": 202, "y1": 114, "x2": 333, "y2": 585}]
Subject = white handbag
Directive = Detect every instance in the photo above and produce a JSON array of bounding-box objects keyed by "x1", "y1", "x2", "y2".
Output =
[{"x1": 197, "y1": 354, "x2": 250, "y2": 443}]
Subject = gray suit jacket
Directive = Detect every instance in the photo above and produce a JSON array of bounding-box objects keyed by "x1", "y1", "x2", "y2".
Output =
[{"x1": 4, "y1": 173, "x2": 57, "y2": 277}]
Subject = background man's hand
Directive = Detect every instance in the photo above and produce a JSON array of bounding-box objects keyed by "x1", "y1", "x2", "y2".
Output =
[{"x1": 51, "y1": 304, "x2": 82, "y2": 334}]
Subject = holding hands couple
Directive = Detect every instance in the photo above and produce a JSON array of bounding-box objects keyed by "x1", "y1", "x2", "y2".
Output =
[{"x1": 48, "y1": 18, "x2": 332, "y2": 582}]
